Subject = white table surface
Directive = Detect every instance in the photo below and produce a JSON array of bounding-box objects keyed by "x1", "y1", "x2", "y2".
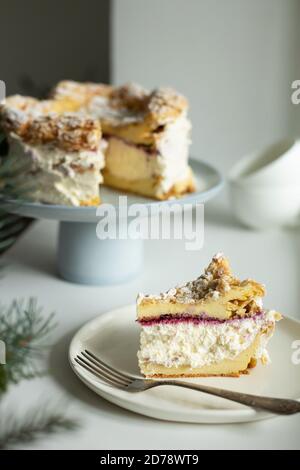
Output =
[{"x1": 1, "y1": 193, "x2": 300, "y2": 450}]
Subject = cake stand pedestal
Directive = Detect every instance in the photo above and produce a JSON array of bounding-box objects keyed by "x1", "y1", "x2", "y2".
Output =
[
  {"x1": 57, "y1": 222, "x2": 144, "y2": 284},
  {"x1": 2, "y1": 160, "x2": 223, "y2": 285}
]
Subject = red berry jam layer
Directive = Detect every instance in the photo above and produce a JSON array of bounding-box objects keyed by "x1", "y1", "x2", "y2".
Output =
[{"x1": 138, "y1": 311, "x2": 264, "y2": 326}]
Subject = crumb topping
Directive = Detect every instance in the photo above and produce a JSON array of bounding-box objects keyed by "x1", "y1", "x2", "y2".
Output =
[
  {"x1": 110, "y1": 82, "x2": 148, "y2": 112},
  {"x1": 146, "y1": 88, "x2": 188, "y2": 125},
  {"x1": 23, "y1": 114, "x2": 101, "y2": 151},
  {"x1": 1, "y1": 81, "x2": 190, "y2": 149},
  {"x1": 137, "y1": 253, "x2": 265, "y2": 306},
  {"x1": 51, "y1": 81, "x2": 188, "y2": 128},
  {"x1": 51, "y1": 80, "x2": 113, "y2": 105},
  {"x1": 0, "y1": 99, "x2": 102, "y2": 152}
]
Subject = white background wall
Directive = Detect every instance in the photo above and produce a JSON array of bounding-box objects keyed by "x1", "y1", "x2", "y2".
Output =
[{"x1": 112, "y1": 0, "x2": 300, "y2": 173}]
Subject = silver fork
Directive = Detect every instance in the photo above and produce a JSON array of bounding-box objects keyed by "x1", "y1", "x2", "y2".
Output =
[{"x1": 74, "y1": 349, "x2": 300, "y2": 415}]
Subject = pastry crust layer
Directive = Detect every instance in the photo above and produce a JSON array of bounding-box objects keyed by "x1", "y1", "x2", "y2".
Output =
[
  {"x1": 80, "y1": 196, "x2": 101, "y2": 206},
  {"x1": 51, "y1": 80, "x2": 113, "y2": 105},
  {"x1": 0, "y1": 96, "x2": 102, "y2": 151},
  {"x1": 103, "y1": 167, "x2": 195, "y2": 200},
  {"x1": 137, "y1": 254, "x2": 265, "y2": 320},
  {"x1": 52, "y1": 81, "x2": 189, "y2": 146}
]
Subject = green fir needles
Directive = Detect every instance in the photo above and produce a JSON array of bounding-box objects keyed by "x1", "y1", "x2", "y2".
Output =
[{"x1": 0, "y1": 298, "x2": 56, "y2": 393}]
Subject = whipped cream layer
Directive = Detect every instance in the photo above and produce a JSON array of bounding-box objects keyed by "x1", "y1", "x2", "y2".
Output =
[
  {"x1": 155, "y1": 113, "x2": 191, "y2": 193},
  {"x1": 104, "y1": 113, "x2": 192, "y2": 196},
  {"x1": 7, "y1": 135, "x2": 106, "y2": 206},
  {"x1": 138, "y1": 310, "x2": 278, "y2": 369}
]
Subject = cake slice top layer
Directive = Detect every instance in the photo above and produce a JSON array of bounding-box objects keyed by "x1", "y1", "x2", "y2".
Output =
[
  {"x1": 1, "y1": 95, "x2": 80, "y2": 123},
  {"x1": 137, "y1": 253, "x2": 266, "y2": 321},
  {"x1": 51, "y1": 81, "x2": 189, "y2": 145},
  {"x1": 52, "y1": 80, "x2": 188, "y2": 124},
  {"x1": 51, "y1": 80, "x2": 113, "y2": 104},
  {"x1": 1, "y1": 82, "x2": 189, "y2": 148},
  {"x1": 0, "y1": 96, "x2": 101, "y2": 151}
]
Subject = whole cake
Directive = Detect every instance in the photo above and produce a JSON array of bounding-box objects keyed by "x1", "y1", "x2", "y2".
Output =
[
  {"x1": 0, "y1": 81, "x2": 195, "y2": 205},
  {"x1": 137, "y1": 254, "x2": 282, "y2": 377}
]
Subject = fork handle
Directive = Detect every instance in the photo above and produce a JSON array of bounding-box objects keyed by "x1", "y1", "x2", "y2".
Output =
[{"x1": 148, "y1": 380, "x2": 300, "y2": 415}]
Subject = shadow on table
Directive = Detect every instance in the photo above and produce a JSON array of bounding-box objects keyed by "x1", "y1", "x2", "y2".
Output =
[{"x1": 48, "y1": 329, "x2": 149, "y2": 423}]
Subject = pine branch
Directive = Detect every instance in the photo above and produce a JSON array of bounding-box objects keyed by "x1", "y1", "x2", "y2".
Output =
[
  {"x1": 0, "y1": 405, "x2": 80, "y2": 449},
  {"x1": 0, "y1": 298, "x2": 57, "y2": 392},
  {"x1": 0, "y1": 301, "x2": 80, "y2": 448}
]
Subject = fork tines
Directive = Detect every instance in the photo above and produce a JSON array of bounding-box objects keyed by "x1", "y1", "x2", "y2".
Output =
[{"x1": 75, "y1": 349, "x2": 133, "y2": 389}]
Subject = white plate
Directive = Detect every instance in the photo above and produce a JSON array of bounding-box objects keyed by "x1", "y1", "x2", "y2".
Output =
[
  {"x1": 2, "y1": 159, "x2": 223, "y2": 222},
  {"x1": 69, "y1": 305, "x2": 300, "y2": 423}
]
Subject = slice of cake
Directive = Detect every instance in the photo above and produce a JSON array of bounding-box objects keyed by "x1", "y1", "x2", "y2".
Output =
[
  {"x1": 0, "y1": 96, "x2": 105, "y2": 206},
  {"x1": 137, "y1": 253, "x2": 281, "y2": 377},
  {"x1": 52, "y1": 81, "x2": 196, "y2": 200}
]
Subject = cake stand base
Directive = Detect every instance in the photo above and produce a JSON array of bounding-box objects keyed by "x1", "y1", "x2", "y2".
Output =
[
  {"x1": 57, "y1": 221, "x2": 144, "y2": 285},
  {"x1": 3, "y1": 159, "x2": 223, "y2": 285}
]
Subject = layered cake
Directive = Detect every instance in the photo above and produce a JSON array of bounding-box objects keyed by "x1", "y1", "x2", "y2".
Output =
[
  {"x1": 0, "y1": 81, "x2": 195, "y2": 204},
  {"x1": 52, "y1": 81, "x2": 195, "y2": 199},
  {"x1": 137, "y1": 254, "x2": 281, "y2": 377},
  {"x1": 0, "y1": 95, "x2": 105, "y2": 205}
]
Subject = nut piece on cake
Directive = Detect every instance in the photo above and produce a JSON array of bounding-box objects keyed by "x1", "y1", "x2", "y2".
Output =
[
  {"x1": 52, "y1": 81, "x2": 196, "y2": 200},
  {"x1": 136, "y1": 253, "x2": 282, "y2": 377},
  {"x1": 0, "y1": 96, "x2": 105, "y2": 206}
]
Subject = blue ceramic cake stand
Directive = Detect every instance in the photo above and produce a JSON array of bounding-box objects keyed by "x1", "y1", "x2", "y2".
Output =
[{"x1": 3, "y1": 159, "x2": 223, "y2": 285}]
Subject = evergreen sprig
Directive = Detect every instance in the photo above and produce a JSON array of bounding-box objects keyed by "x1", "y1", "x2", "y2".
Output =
[
  {"x1": 0, "y1": 298, "x2": 57, "y2": 393},
  {"x1": 0, "y1": 299, "x2": 80, "y2": 448},
  {"x1": 0, "y1": 404, "x2": 80, "y2": 449}
]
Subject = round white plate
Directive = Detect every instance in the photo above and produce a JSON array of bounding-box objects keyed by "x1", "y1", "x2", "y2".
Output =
[
  {"x1": 2, "y1": 159, "x2": 223, "y2": 222},
  {"x1": 69, "y1": 305, "x2": 300, "y2": 423}
]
